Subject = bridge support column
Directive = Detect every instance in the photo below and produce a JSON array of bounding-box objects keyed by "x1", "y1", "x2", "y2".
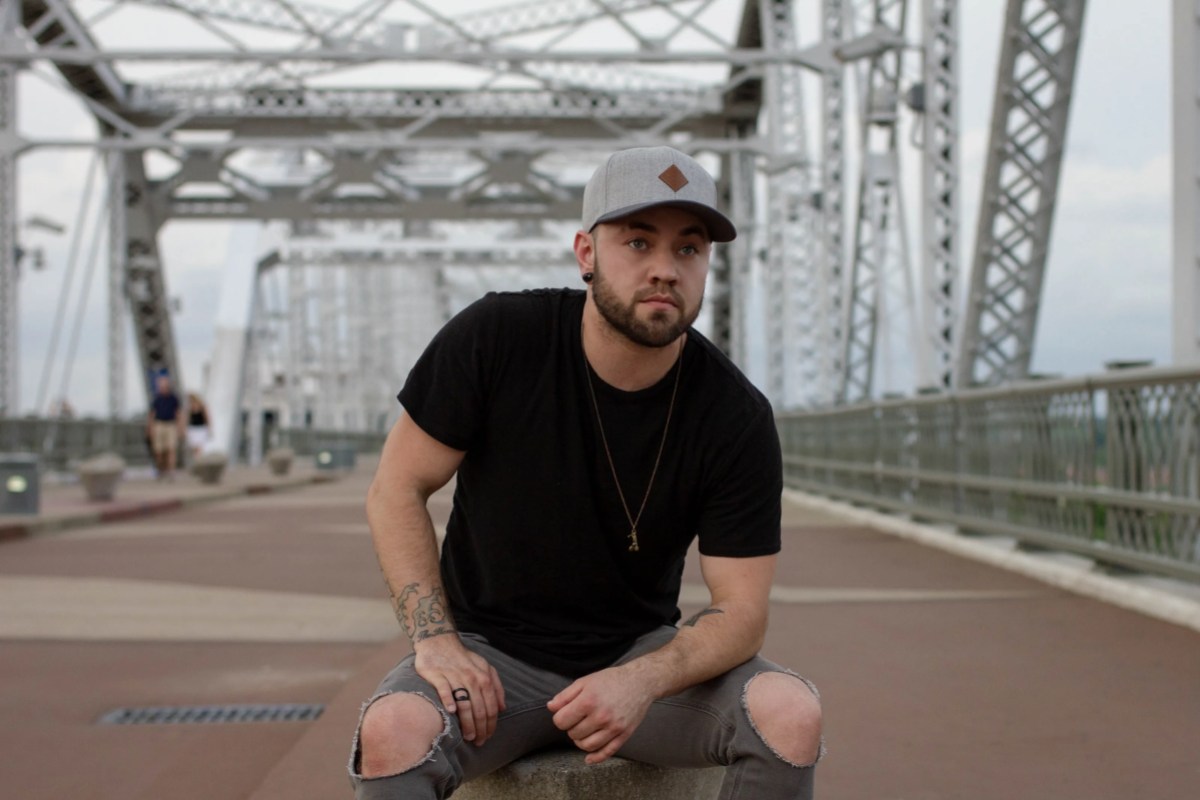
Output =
[
  {"x1": 1174, "y1": 0, "x2": 1200, "y2": 365},
  {"x1": 106, "y1": 151, "x2": 127, "y2": 418},
  {"x1": 0, "y1": 11, "x2": 17, "y2": 416}
]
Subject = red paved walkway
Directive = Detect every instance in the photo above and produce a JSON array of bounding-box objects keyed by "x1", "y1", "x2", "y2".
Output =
[{"x1": 1, "y1": 458, "x2": 1198, "y2": 799}]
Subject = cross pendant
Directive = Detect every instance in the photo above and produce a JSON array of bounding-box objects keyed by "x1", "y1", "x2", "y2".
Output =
[{"x1": 628, "y1": 528, "x2": 640, "y2": 552}]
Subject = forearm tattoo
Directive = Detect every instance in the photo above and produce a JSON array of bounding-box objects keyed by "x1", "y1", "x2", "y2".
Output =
[
  {"x1": 391, "y1": 582, "x2": 456, "y2": 643},
  {"x1": 682, "y1": 607, "x2": 724, "y2": 627}
]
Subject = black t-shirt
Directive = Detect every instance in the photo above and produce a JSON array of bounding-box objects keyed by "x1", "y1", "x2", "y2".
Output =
[{"x1": 398, "y1": 289, "x2": 782, "y2": 677}]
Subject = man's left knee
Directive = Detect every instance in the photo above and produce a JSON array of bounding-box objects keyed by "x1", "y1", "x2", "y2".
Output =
[{"x1": 743, "y1": 671, "x2": 824, "y2": 767}]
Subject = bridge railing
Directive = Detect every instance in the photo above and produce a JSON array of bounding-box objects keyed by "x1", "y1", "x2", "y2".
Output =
[
  {"x1": 0, "y1": 417, "x2": 156, "y2": 469},
  {"x1": 777, "y1": 364, "x2": 1200, "y2": 584},
  {"x1": 0, "y1": 417, "x2": 386, "y2": 472}
]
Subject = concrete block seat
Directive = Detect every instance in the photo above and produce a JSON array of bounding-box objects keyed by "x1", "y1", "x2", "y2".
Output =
[
  {"x1": 266, "y1": 447, "x2": 295, "y2": 476},
  {"x1": 190, "y1": 451, "x2": 228, "y2": 485},
  {"x1": 454, "y1": 748, "x2": 721, "y2": 800},
  {"x1": 76, "y1": 453, "x2": 126, "y2": 501}
]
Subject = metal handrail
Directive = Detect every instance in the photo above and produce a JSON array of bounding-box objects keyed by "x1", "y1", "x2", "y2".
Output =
[
  {"x1": 0, "y1": 417, "x2": 386, "y2": 471},
  {"x1": 777, "y1": 365, "x2": 1200, "y2": 584}
]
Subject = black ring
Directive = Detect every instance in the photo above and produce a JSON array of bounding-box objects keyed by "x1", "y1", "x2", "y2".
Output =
[{"x1": 452, "y1": 688, "x2": 471, "y2": 703}]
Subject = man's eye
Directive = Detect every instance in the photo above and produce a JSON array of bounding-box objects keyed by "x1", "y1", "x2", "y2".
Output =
[
  {"x1": 680, "y1": 245, "x2": 698, "y2": 256},
  {"x1": 628, "y1": 239, "x2": 648, "y2": 250}
]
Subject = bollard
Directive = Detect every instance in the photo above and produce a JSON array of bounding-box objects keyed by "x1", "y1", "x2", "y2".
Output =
[
  {"x1": 266, "y1": 447, "x2": 295, "y2": 476},
  {"x1": 0, "y1": 454, "x2": 40, "y2": 514},
  {"x1": 315, "y1": 442, "x2": 356, "y2": 471},
  {"x1": 453, "y1": 749, "x2": 722, "y2": 800},
  {"x1": 77, "y1": 453, "x2": 126, "y2": 501},
  {"x1": 190, "y1": 451, "x2": 229, "y2": 485}
]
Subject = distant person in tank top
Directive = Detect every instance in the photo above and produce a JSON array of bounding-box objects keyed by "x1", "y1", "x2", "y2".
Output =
[{"x1": 185, "y1": 393, "x2": 211, "y2": 462}]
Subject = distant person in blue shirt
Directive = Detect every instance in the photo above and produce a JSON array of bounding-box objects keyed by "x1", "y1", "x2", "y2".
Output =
[{"x1": 147, "y1": 375, "x2": 185, "y2": 480}]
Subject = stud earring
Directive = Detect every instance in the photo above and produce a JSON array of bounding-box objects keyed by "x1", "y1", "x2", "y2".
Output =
[{"x1": 582, "y1": 272, "x2": 594, "y2": 283}]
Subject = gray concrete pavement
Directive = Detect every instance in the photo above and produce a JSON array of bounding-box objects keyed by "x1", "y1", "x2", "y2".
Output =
[{"x1": 1, "y1": 458, "x2": 1199, "y2": 799}]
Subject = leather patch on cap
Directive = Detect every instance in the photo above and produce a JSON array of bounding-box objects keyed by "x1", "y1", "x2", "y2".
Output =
[{"x1": 658, "y1": 164, "x2": 689, "y2": 192}]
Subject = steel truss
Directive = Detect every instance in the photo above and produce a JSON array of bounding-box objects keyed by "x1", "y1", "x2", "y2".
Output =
[
  {"x1": 833, "y1": 0, "x2": 963, "y2": 404},
  {"x1": 8, "y1": 0, "x2": 833, "y2": 420},
  {"x1": 921, "y1": 0, "x2": 958, "y2": 392},
  {"x1": 0, "y1": 8, "x2": 14, "y2": 417},
  {"x1": 840, "y1": 0, "x2": 910, "y2": 404},
  {"x1": 956, "y1": 0, "x2": 1088, "y2": 387},
  {"x1": 758, "y1": 0, "x2": 823, "y2": 406},
  {"x1": 1174, "y1": 0, "x2": 1200, "y2": 365},
  {"x1": 0, "y1": 0, "x2": 1097, "y2": 424},
  {"x1": 819, "y1": 0, "x2": 847, "y2": 405},
  {"x1": 251, "y1": 232, "x2": 575, "y2": 438}
]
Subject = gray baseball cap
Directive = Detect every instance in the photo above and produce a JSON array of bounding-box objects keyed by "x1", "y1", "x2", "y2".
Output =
[{"x1": 581, "y1": 146, "x2": 736, "y2": 242}]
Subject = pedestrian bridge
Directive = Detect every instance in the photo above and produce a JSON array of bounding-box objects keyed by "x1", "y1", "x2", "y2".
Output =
[
  {"x1": 1, "y1": 2, "x2": 1199, "y2": 794},
  {"x1": 0, "y1": 447, "x2": 1197, "y2": 799},
  {"x1": 7, "y1": 357, "x2": 1200, "y2": 587}
]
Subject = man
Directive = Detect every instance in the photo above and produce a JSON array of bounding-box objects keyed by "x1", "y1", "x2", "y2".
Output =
[
  {"x1": 352, "y1": 146, "x2": 823, "y2": 799},
  {"x1": 146, "y1": 374, "x2": 184, "y2": 480}
]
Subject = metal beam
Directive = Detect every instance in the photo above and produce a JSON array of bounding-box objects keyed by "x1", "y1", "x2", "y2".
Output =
[
  {"x1": 956, "y1": 0, "x2": 1088, "y2": 387},
  {"x1": 759, "y1": 0, "x2": 821, "y2": 409},
  {"x1": 105, "y1": 149, "x2": 126, "y2": 417},
  {"x1": 120, "y1": 154, "x2": 182, "y2": 398},
  {"x1": 276, "y1": 243, "x2": 574, "y2": 268},
  {"x1": 840, "y1": 0, "x2": 908, "y2": 404},
  {"x1": 0, "y1": 44, "x2": 837, "y2": 69},
  {"x1": 0, "y1": 6, "x2": 15, "y2": 415},
  {"x1": 123, "y1": 0, "x2": 708, "y2": 49},
  {"x1": 920, "y1": 0, "x2": 959, "y2": 391},
  {"x1": 820, "y1": 0, "x2": 848, "y2": 406},
  {"x1": 1174, "y1": 0, "x2": 1200, "y2": 365},
  {"x1": 20, "y1": 0, "x2": 127, "y2": 104},
  {"x1": 24, "y1": 134, "x2": 769, "y2": 153}
]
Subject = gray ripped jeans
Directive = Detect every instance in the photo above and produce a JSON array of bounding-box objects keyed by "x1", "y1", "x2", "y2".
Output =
[{"x1": 349, "y1": 626, "x2": 823, "y2": 799}]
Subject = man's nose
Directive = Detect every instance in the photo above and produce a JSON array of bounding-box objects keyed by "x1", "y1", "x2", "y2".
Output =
[{"x1": 647, "y1": 250, "x2": 680, "y2": 283}]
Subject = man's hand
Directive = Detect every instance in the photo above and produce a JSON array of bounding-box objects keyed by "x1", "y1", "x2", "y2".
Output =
[
  {"x1": 413, "y1": 633, "x2": 505, "y2": 746},
  {"x1": 547, "y1": 666, "x2": 657, "y2": 765}
]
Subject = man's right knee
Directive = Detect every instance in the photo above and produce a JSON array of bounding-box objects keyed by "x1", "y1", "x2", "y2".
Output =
[{"x1": 358, "y1": 692, "x2": 447, "y2": 779}]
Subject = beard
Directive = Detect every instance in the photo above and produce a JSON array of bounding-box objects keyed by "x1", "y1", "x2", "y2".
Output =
[{"x1": 590, "y1": 253, "x2": 703, "y2": 348}]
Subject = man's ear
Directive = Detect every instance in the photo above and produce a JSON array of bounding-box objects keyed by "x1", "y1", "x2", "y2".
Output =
[{"x1": 573, "y1": 230, "x2": 595, "y2": 278}]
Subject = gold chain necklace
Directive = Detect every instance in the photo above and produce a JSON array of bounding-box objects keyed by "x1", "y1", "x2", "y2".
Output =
[{"x1": 583, "y1": 337, "x2": 684, "y2": 553}]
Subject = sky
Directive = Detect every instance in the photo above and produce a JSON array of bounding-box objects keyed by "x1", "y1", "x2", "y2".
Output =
[{"x1": 10, "y1": 0, "x2": 1176, "y2": 417}]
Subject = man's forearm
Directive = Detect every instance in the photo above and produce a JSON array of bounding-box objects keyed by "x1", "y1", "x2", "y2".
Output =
[
  {"x1": 391, "y1": 581, "x2": 455, "y2": 644},
  {"x1": 623, "y1": 601, "x2": 767, "y2": 700},
  {"x1": 366, "y1": 483, "x2": 456, "y2": 644}
]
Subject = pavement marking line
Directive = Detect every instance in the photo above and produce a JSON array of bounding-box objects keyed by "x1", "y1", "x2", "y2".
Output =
[
  {"x1": 56, "y1": 522, "x2": 261, "y2": 540},
  {"x1": 55, "y1": 522, "x2": 374, "y2": 540},
  {"x1": 217, "y1": 495, "x2": 368, "y2": 509},
  {"x1": 154, "y1": 664, "x2": 360, "y2": 696},
  {"x1": 781, "y1": 506, "x2": 859, "y2": 528},
  {"x1": 680, "y1": 583, "x2": 1041, "y2": 605},
  {"x1": 0, "y1": 575, "x2": 396, "y2": 643},
  {"x1": 0, "y1": 572, "x2": 1037, "y2": 645}
]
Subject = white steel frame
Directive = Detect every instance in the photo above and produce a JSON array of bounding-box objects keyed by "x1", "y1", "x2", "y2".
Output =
[
  {"x1": 956, "y1": 0, "x2": 1088, "y2": 387},
  {"x1": 0, "y1": 3, "x2": 16, "y2": 416},
  {"x1": 0, "y1": 0, "x2": 1110, "y2": 426},
  {"x1": 1173, "y1": 0, "x2": 1200, "y2": 366}
]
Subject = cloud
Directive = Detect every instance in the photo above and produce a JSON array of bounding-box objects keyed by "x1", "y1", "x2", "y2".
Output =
[{"x1": 1033, "y1": 153, "x2": 1171, "y2": 376}]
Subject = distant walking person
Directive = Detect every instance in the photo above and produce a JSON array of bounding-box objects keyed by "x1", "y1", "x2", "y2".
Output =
[
  {"x1": 185, "y1": 393, "x2": 211, "y2": 461},
  {"x1": 147, "y1": 375, "x2": 185, "y2": 480}
]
